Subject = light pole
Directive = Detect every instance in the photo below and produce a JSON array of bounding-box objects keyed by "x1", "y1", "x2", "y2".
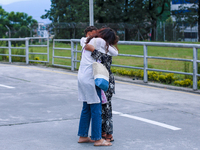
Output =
[
  {"x1": 5, "y1": 25, "x2": 11, "y2": 38},
  {"x1": 89, "y1": 0, "x2": 94, "y2": 26}
]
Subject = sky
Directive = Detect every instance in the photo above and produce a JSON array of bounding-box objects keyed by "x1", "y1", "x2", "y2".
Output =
[
  {"x1": 0, "y1": 0, "x2": 51, "y2": 24},
  {"x1": 0, "y1": 0, "x2": 31, "y2": 5}
]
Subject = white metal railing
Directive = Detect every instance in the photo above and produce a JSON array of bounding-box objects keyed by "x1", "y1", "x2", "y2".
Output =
[
  {"x1": 69, "y1": 39, "x2": 200, "y2": 91},
  {"x1": 1, "y1": 38, "x2": 200, "y2": 90},
  {"x1": 52, "y1": 39, "x2": 72, "y2": 68},
  {"x1": 0, "y1": 37, "x2": 49, "y2": 64}
]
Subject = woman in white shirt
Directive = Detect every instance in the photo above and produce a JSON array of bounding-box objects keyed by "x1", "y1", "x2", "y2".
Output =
[{"x1": 77, "y1": 28, "x2": 118, "y2": 146}]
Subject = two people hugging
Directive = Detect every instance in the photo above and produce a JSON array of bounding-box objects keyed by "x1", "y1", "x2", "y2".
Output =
[{"x1": 77, "y1": 26, "x2": 119, "y2": 146}]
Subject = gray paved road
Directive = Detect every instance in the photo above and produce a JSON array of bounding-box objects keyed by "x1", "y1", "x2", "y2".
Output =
[{"x1": 0, "y1": 63, "x2": 200, "y2": 150}]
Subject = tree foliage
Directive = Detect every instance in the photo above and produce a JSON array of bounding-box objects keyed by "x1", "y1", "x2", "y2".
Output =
[
  {"x1": 42, "y1": 0, "x2": 170, "y2": 40},
  {"x1": 0, "y1": 6, "x2": 37, "y2": 38}
]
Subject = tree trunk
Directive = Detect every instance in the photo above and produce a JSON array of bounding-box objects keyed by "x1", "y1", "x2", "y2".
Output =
[{"x1": 151, "y1": 20, "x2": 157, "y2": 41}]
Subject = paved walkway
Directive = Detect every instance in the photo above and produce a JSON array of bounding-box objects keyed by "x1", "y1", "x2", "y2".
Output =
[{"x1": 0, "y1": 63, "x2": 200, "y2": 150}]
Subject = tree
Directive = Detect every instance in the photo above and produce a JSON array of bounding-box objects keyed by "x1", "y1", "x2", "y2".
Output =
[
  {"x1": 7, "y1": 11, "x2": 37, "y2": 38},
  {"x1": 41, "y1": 0, "x2": 90, "y2": 38},
  {"x1": 0, "y1": 6, "x2": 37, "y2": 38},
  {"x1": 41, "y1": 0, "x2": 89, "y2": 22},
  {"x1": 0, "y1": 6, "x2": 9, "y2": 38},
  {"x1": 143, "y1": 0, "x2": 171, "y2": 41},
  {"x1": 41, "y1": 0, "x2": 170, "y2": 40}
]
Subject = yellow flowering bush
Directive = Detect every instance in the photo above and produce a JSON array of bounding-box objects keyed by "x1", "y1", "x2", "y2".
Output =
[
  {"x1": 148, "y1": 71, "x2": 159, "y2": 81},
  {"x1": 198, "y1": 80, "x2": 200, "y2": 88},
  {"x1": 158, "y1": 75, "x2": 166, "y2": 83},
  {"x1": 165, "y1": 73, "x2": 175, "y2": 84},
  {"x1": 174, "y1": 79, "x2": 193, "y2": 87},
  {"x1": 34, "y1": 57, "x2": 40, "y2": 60},
  {"x1": 111, "y1": 67, "x2": 199, "y2": 89}
]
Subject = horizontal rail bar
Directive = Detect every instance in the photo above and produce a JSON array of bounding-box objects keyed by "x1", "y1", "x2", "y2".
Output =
[
  {"x1": 53, "y1": 47, "x2": 71, "y2": 50},
  {"x1": 197, "y1": 60, "x2": 200, "y2": 63},
  {"x1": 74, "y1": 60, "x2": 81, "y2": 62},
  {"x1": 118, "y1": 54, "x2": 144, "y2": 58},
  {"x1": 118, "y1": 41, "x2": 200, "y2": 48},
  {"x1": 54, "y1": 39, "x2": 71, "y2": 42},
  {"x1": 147, "y1": 68, "x2": 193, "y2": 75},
  {"x1": 29, "y1": 45, "x2": 48, "y2": 47},
  {"x1": 52, "y1": 64, "x2": 71, "y2": 68},
  {"x1": 10, "y1": 47, "x2": 26, "y2": 49},
  {"x1": 0, "y1": 38, "x2": 27, "y2": 41},
  {"x1": 70, "y1": 38, "x2": 200, "y2": 48},
  {"x1": 0, "y1": 54, "x2": 8, "y2": 56},
  {"x1": 53, "y1": 56, "x2": 71, "y2": 59},
  {"x1": 73, "y1": 50, "x2": 82, "y2": 53},
  {"x1": 29, "y1": 53, "x2": 48, "y2": 55},
  {"x1": 11, "y1": 55, "x2": 26, "y2": 57},
  {"x1": 112, "y1": 64, "x2": 143, "y2": 70},
  {"x1": 0, "y1": 47, "x2": 8, "y2": 49},
  {"x1": 29, "y1": 60, "x2": 48, "y2": 63},
  {"x1": 28, "y1": 37, "x2": 48, "y2": 39},
  {"x1": 147, "y1": 56, "x2": 193, "y2": 62},
  {"x1": 71, "y1": 39, "x2": 80, "y2": 42}
]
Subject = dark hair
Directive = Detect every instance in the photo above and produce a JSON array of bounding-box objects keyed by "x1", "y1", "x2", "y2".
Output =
[
  {"x1": 86, "y1": 27, "x2": 119, "y2": 52},
  {"x1": 84, "y1": 26, "x2": 98, "y2": 35}
]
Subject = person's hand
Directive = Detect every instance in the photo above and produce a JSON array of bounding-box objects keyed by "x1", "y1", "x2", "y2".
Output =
[{"x1": 85, "y1": 44, "x2": 95, "y2": 52}]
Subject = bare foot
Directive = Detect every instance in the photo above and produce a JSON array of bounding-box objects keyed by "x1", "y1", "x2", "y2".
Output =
[{"x1": 78, "y1": 137, "x2": 95, "y2": 143}]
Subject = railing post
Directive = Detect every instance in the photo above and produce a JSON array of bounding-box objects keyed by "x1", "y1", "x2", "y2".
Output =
[
  {"x1": 193, "y1": 47, "x2": 198, "y2": 90},
  {"x1": 52, "y1": 39, "x2": 55, "y2": 65},
  {"x1": 25, "y1": 38, "x2": 29, "y2": 64},
  {"x1": 47, "y1": 38, "x2": 49, "y2": 63},
  {"x1": 71, "y1": 40, "x2": 75, "y2": 71},
  {"x1": 74, "y1": 42, "x2": 78, "y2": 69},
  {"x1": 143, "y1": 45, "x2": 148, "y2": 83},
  {"x1": 8, "y1": 40, "x2": 11, "y2": 63}
]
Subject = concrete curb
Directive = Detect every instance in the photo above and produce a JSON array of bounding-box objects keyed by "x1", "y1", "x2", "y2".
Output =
[
  {"x1": 1, "y1": 62, "x2": 200, "y2": 94},
  {"x1": 115, "y1": 76, "x2": 200, "y2": 94}
]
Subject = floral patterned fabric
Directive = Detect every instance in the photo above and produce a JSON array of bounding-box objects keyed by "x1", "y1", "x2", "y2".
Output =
[{"x1": 91, "y1": 49, "x2": 114, "y2": 134}]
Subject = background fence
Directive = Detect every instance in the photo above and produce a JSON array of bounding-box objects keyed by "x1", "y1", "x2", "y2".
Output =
[
  {"x1": 0, "y1": 38, "x2": 200, "y2": 90},
  {"x1": 0, "y1": 37, "x2": 49, "y2": 64}
]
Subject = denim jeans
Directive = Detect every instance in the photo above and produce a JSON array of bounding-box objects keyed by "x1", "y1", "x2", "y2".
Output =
[{"x1": 78, "y1": 87, "x2": 102, "y2": 141}]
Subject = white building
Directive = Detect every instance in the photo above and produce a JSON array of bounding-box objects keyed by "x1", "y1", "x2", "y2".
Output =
[
  {"x1": 37, "y1": 22, "x2": 49, "y2": 38},
  {"x1": 171, "y1": 0, "x2": 198, "y2": 42}
]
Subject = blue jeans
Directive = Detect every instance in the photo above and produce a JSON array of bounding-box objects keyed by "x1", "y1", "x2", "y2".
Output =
[{"x1": 78, "y1": 87, "x2": 102, "y2": 140}]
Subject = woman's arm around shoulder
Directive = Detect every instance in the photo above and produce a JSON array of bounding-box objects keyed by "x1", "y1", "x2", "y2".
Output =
[{"x1": 107, "y1": 45, "x2": 118, "y2": 56}]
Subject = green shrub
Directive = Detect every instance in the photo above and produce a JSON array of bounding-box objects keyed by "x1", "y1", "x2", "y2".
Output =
[
  {"x1": 111, "y1": 68, "x2": 198, "y2": 89},
  {"x1": 165, "y1": 73, "x2": 175, "y2": 84},
  {"x1": 148, "y1": 71, "x2": 159, "y2": 81},
  {"x1": 0, "y1": 40, "x2": 7, "y2": 61},
  {"x1": 174, "y1": 79, "x2": 193, "y2": 87},
  {"x1": 34, "y1": 57, "x2": 40, "y2": 60},
  {"x1": 158, "y1": 75, "x2": 166, "y2": 83}
]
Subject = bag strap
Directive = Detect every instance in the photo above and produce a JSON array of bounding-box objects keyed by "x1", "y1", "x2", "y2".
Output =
[{"x1": 93, "y1": 38, "x2": 100, "y2": 62}]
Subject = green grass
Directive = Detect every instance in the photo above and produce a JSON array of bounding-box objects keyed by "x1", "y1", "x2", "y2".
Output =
[{"x1": 1, "y1": 41, "x2": 200, "y2": 75}]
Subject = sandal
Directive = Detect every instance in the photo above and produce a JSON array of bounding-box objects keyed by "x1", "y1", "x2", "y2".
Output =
[
  {"x1": 102, "y1": 132, "x2": 106, "y2": 139},
  {"x1": 78, "y1": 137, "x2": 95, "y2": 143},
  {"x1": 94, "y1": 140, "x2": 112, "y2": 146},
  {"x1": 104, "y1": 136, "x2": 114, "y2": 142}
]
